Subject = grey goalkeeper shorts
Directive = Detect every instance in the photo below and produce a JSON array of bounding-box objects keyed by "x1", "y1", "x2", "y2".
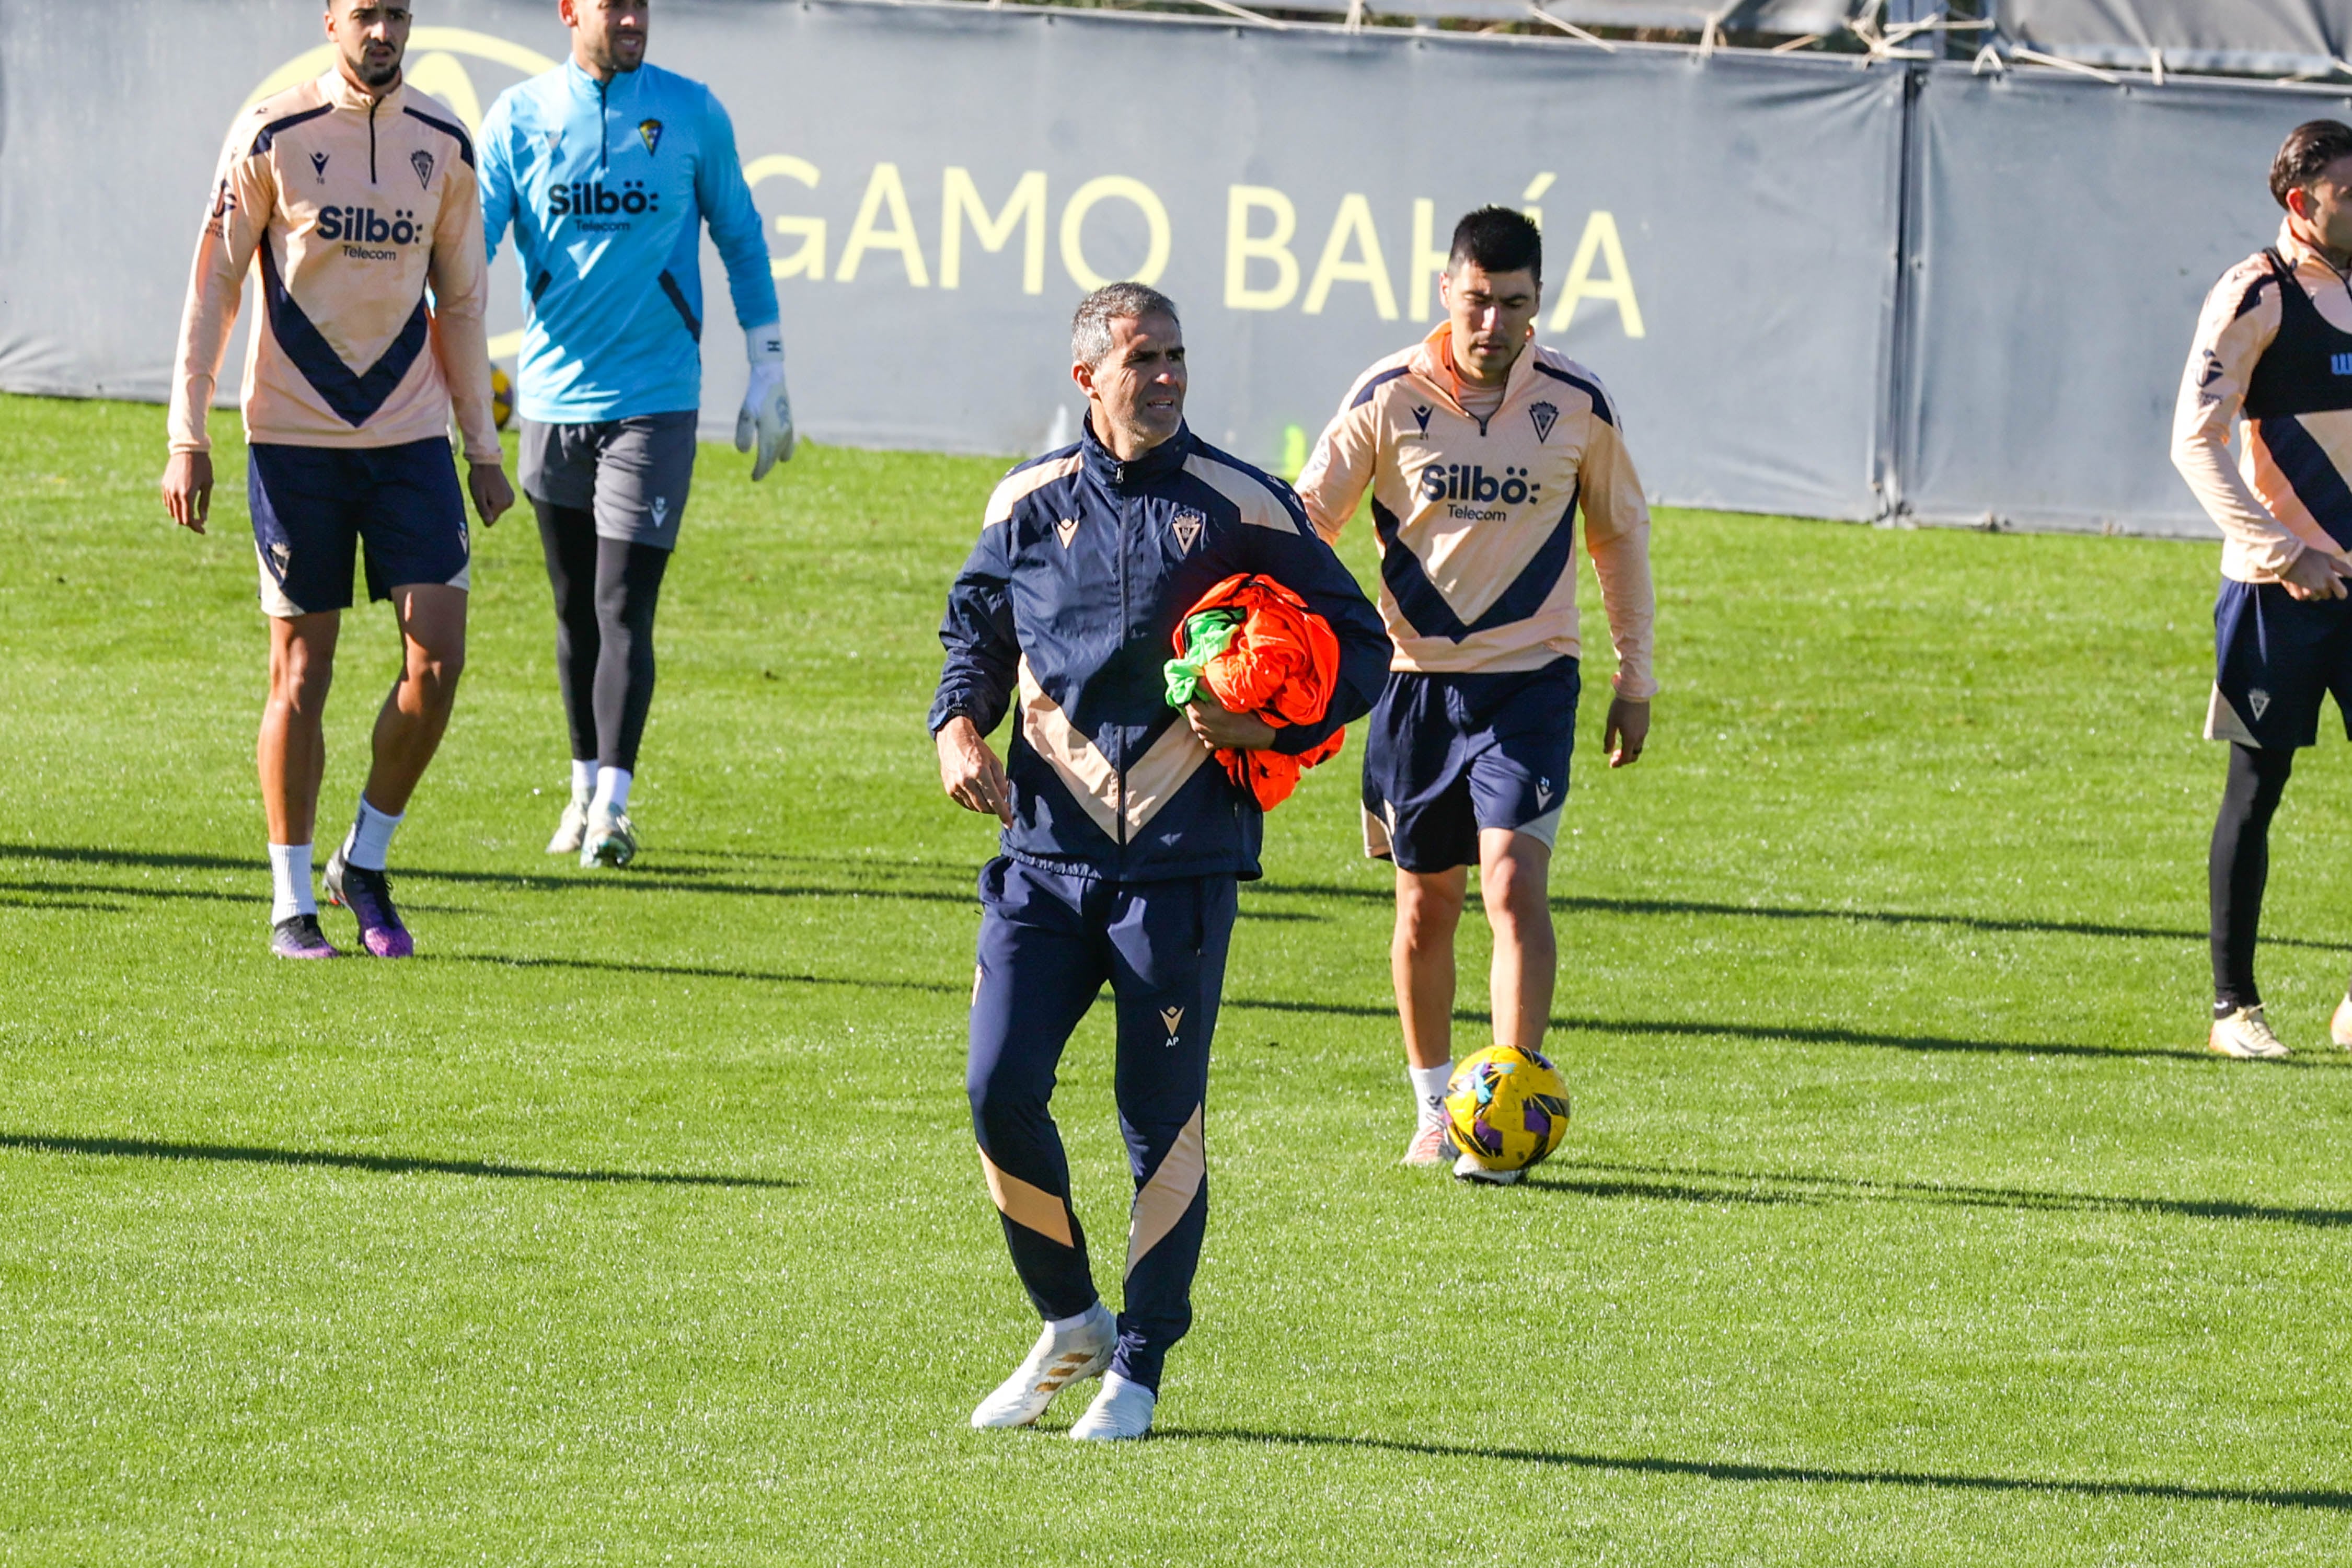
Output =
[{"x1": 517, "y1": 410, "x2": 698, "y2": 548}]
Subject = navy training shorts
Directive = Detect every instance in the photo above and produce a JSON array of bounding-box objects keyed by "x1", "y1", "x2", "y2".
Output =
[
  {"x1": 1361, "y1": 656, "x2": 1580, "y2": 873},
  {"x1": 2207, "y1": 578, "x2": 2352, "y2": 750},
  {"x1": 247, "y1": 437, "x2": 470, "y2": 618}
]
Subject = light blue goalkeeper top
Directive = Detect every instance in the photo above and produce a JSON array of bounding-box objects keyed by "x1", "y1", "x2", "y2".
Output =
[{"x1": 478, "y1": 57, "x2": 778, "y2": 424}]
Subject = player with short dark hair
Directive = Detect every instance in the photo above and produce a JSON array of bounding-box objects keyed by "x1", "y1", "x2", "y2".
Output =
[
  {"x1": 478, "y1": 0, "x2": 792, "y2": 869},
  {"x1": 931, "y1": 283, "x2": 1387, "y2": 1439},
  {"x1": 161, "y1": 0, "x2": 513, "y2": 959},
  {"x1": 1296, "y1": 206, "x2": 1656, "y2": 1177},
  {"x1": 2174, "y1": 120, "x2": 2352, "y2": 1057}
]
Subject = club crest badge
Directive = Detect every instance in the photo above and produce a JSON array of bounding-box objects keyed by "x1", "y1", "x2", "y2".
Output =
[
  {"x1": 544, "y1": 129, "x2": 563, "y2": 155},
  {"x1": 1160, "y1": 1006, "x2": 1184, "y2": 1039},
  {"x1": 1171, "y1": 510, "x2": 1204, "y2": 554},
  {"x1": 650, "y1": 496, "x2": 670, "y2": 529},
  {"x1": 638, "y1": 118, "x2": 663, "y2": 155},
  {"x1": 1055, "y1": 516, "x2": 1079, "y2": 548},
  {"x1": 2249, "y1": 688, "x2": 2272, "y2": 720},
  {"x1": 410, "y1": 149, "x2": 434, "y2": 190},
  {"x1": 1536, "y1": 778, "x2": 1556, "y2": 810},
  {"x1": 310, "y1": 151, "x2": 330, "y2": 182},
  {"x1": 1529, "y1": 401, "x2": 1559, "y2": 443},
  {"x1": 1411, "y1": 404, "x2": 1433, "y2": 435}
]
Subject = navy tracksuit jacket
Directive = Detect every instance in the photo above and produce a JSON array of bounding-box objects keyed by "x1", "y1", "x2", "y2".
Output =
[{"x1": 930, "y1": 418, "x2": 1387, "y2": 1390}]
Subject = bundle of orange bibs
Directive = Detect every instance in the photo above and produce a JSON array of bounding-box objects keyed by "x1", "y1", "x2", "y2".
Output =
[{"x1": 1163, "y1": 572, "x2": 1346, "y2": 811}]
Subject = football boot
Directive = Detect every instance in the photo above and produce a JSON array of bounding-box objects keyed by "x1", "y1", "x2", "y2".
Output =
[
  {"x1": 1400, "y1": 1119, "x2": 1450, "y2": 1167},
  {"x1": 324, "y1": 846, "x2": 413, "y2": 959},
  {"x1": 581, "y1": 806, "x2": 637, "y2": 869},
  {"x1": 2209, "y1": 1005, "x2": 2290, "y2": 1059},
  {"x1": 1068, "y1": 1373, "x2": 1157, "y2": 1442},
  {"x1": 970, "y1": 1301, "x2": 1115, "y2": 1429},
  {"x1": 1452, "y1": 1151, "x2": 1524, "y2": 1185},
  {"x1": 270, "y1": 913, "x2": 338, "y2": 960},
  {"x1": 547, "y1": 799, "x2": 590, "y2": 856},
  {"x1": 2331, "y1": 995, "x2": 2352, "y2": 1052}
]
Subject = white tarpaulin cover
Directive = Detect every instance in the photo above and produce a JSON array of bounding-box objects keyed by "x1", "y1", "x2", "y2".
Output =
[{"x1": 2000, "y1": 0, "x2": 2352, "y2": 76}]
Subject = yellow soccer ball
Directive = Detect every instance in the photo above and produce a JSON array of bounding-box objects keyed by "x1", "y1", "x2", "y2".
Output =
[
  {"x1": 490, "y1": 364, "x2": 513, "y2": 430},
  {"x1": 1444, "y1": 1044, "x2": 1572, "y2": 1174}
]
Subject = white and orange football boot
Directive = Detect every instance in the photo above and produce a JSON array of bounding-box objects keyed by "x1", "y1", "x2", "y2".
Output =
[{"x1": 2330, "y1": 995, "x2": 2352, "y2": 1052}]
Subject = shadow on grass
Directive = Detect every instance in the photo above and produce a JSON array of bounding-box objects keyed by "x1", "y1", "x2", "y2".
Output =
[
  {"x1": 0, "y1": 1133, "x2": 793, "y2": 1189},
  {"x1": 0, "y1": 876, "x2": 241, "y2": 905},
  {"x1": 0, "y1": 890, "x2": 131, "y2": 913},
  {"x1": 1514, "y1": 1173, "x2": 1817, "y2": 1207},
  {"x1": 1255, "y1": 879, "x2": 2352, "y2": 955},
  {"x1": 1151, "y1": 1428, "x2": 2352, "y2": 1513},
  {"x1": 1225, "y1": 995, "x2": 2246, "y2": 1065},
  {"x1": 8, "y1": 846, "x2": 2331, "y2": 949},
  {"x1": 1558, "y1": 1159, "x2": 2352, "y2": 1231},
  {"x1": 436, "y1": 952, "x2": 963, "y2": 995},
  {"x1": 0, "y1": 844, "x2": 974, "y2": 906}
]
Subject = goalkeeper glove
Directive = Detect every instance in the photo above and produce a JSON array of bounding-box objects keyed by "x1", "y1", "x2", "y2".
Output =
[{"x1": 736, "y1": 324, "x2": 795, "y2": 480}]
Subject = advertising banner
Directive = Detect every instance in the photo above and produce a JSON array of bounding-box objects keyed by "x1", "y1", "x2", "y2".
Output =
[{"x1": 0, "y1": 0, "x2": 1906, "y2": 520}]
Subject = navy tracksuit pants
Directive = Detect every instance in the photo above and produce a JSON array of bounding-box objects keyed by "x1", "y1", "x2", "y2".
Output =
[{"x1": 966, "y1": 855, "x2": 1237, "y2": 1393}]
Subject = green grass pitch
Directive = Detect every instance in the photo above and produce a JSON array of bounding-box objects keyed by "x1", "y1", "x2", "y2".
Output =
[{"x1": 4, "y1": 392, "x2": 2350, "y2": 1563}]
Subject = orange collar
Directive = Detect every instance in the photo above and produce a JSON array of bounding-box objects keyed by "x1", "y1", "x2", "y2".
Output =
[{"x1": 1416, "y1": 322, "x2": 1533, "y2": 414}]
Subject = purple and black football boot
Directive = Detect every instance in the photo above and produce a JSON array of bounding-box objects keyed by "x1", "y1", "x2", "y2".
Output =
[
  {"x1": 323, "y1": 846, "x2": 414, "y2": 958},
  {"x1": 270, "y1": 913, "x2": 339, "y2": 960}
]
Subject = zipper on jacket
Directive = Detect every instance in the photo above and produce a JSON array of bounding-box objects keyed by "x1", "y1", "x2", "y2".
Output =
[
  {"x1": 368, "y1": 96, "x2": 379, "y2": 182},
  {"x1": 1114, "y1": 487, "x2": 1130, "y2": 851},
  {"x1": 598, "y1": 78, "x2": 609, "y2": 170}
]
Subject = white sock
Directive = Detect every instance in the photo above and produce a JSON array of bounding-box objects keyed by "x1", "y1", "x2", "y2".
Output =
[
  {"x1": 1409, "y1": 1062, "x2": 1453, "y2": 1127},
  {"x1": 570, "y1": 759, "x2": 598, "y2": 804},
  {"x1": 268, "y1": 844, "x2": 316, "y2": 923},
  {"x1": 1047, "y1": 1306, "x2": 1099, "y2": 1335},
  {"x1": 593, "y1": 766, "x2": 632, "y2": 814},
  {"x1": 342, "y1": 795, "x2": 402, "y2": 872}
]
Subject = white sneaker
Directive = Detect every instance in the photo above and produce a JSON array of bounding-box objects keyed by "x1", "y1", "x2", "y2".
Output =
[
  {"x1": 546, "y1": 799, "x2": 590, "y2": 855},
  {"x1": 2331, "y1": 995, "x2": 2352, "y2": 1052},
  {"x1": 1452, "y1": 1151, "x2": 1524, "y2": 1185},
  {"x1": 1400, "y1": 1119, "x2": 1450, "y2": 1167},
  {"x1": 1068, "y1": 1372, "x2": 1156, "y2": 1441},
  {"x1": 2209, "y1": 1005, "x2": 2291, "y2": 1059},
  {"x1": 969, "y1": 1302, "x2": 1115, "y2": 1429},
  {"x1": 580, "y1": 806, "x2": 637, "y2": 869}
]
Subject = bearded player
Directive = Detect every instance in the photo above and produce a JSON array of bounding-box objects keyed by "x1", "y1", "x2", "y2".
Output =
[
  {"x1": 479, "y1": 0, "x2": 793, "y2": 870},
  {"x1": 2174, "y1": 120, "x2": 2352, "y2": 1058},
  {"x1": 161, "y1": 1, "x2": 512, "y2": 959},
  {"x1": 1295, "y1": 206, "x2": 1656, "y2": 1181}
]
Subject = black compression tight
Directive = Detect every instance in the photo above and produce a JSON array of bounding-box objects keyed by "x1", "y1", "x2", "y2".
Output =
[
  {"x1": 2209, "y1": 742, "x2": 2297, "y2": 1012},
  {"x1": 534, "y1": 500, "x2": 672, "y2": 775}
]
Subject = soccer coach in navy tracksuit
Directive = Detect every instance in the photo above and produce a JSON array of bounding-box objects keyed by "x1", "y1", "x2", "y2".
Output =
[{"x1": 930, "y1": 282, "x2": 1388, "y2": 1440}]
